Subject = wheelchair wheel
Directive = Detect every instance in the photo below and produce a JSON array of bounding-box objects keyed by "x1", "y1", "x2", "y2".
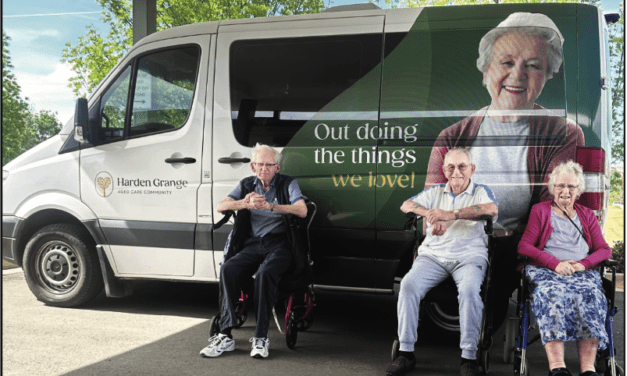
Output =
[
  {"x1": 297, "y1": 312, "x2": 314, "y2": 331},
  {"x1": 513, "y1": 353, "x2": 529, "y2": 376},
  {"x1": 391, "y1": 339, "x2": 401, "y2": 361},
  {"x1": 286, "y1": 313, "x2": 298, "y2": 349},
  {"x1": 604, "y1": 363, "x2": 626, "y2": 376},
  {"x1": 479, "y1": 349, "x2": 490, "y2": 374},
  {"x1": 209, "y1": 314, "x2": 221, "y2": 337},
  {"x1": 234, "y1": 301, "x2": 247, "y2": 328},
  {"x1": 502, "y1": 315, "x2": 518, "y2": 364}
]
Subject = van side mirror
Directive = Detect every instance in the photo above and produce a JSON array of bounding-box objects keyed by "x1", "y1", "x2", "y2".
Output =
[{"x1": 74, "y1": 98, "x2": 89, "y2": 144}]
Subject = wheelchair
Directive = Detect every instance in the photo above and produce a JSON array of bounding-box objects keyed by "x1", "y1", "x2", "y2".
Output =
[
  {"x1": 508, "y1": 256, "x2": 624, "y2": 376},
  {"x1": 208, "y1": 201, "x2": 317, "y2": 349},
  {"x1": 391, "y1": 212, "x2": 498, "y2": 374}
]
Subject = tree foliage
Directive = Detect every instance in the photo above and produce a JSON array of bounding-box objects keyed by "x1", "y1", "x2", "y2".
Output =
[
  {"x1": 24, "y1": 111, "x2": 63, "y2": 151},
  {"x1": 610, "y1": 170, "x2": 624, "y2": 204},
  {"x1": 3, "y1": 31, "x2": 64, "y2": 166},
  {"x1": 2, "y1": 31, "x2": 31, "y2": 165},
  {"x1": 62, "y1": 0, "x2": 324, "y2": 96},
  {"x1": 608, "y1": 2, "x2": 624, "y2": 165}
]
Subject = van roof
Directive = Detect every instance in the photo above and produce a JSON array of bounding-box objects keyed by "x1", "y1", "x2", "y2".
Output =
[{"x1": 134, "y1": 6, "x2": 415, "y2": 47}]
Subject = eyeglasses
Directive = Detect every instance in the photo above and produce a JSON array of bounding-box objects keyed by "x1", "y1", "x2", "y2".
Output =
[
  {"x1": 445, "y1": 164, "x2": 469, "y2": 173},
  {"x1": 254, "y1": 163, "x2": 277, "y2": 169},
  {"x1": 555, "y1": 184, "x2": 578, "y2": 191}
]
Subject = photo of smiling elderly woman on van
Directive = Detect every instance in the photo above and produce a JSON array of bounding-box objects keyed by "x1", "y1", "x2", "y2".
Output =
[
  {"x1": 424, "y1": 12, "x2": 585, "y2": 308},
  {"x1": 426, "y1": 12, "x2": 584, "y2": 233}
]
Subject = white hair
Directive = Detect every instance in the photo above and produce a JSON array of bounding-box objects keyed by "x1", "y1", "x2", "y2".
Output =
[
  {"x1": 251, "y1": 143, "x2": 282, "y2": 164},
  {"x1": 477, "y1": 26, "x2": 563, "y2": 80},
  {"x1": 548, "y1": 161, "x2": 586, "y2": 197},
  {"x1": 444, "y1": 148, "x2": 473, "y2": 165}
]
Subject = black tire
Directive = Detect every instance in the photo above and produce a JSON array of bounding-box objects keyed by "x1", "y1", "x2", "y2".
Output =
[
  {"x1": 617, "y1": 364, "x2": 625, "y2": 376},
  {"x1": 209, "y1": 314, "x2": 221, "y2": 337},
  {"x1": 23, "y1": 224, "x2": 103, "y2": 307},
  {"x1": 424, "y1": 301, "x2": 461, "y2": 332},
  {"x1": 502, "y1": 310, "x2": 518, "y2": 364},
  {"x1": 286, "y1": 314, "x2": 298, "y2": 349},
  {"x1": 391, "y1": 339, "x2": 400, "y2": 361},
  {"x1": 480, "y1": 349, "x2": 490, "y2": 374}
]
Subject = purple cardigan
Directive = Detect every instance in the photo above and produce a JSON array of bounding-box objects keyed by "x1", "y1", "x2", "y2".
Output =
[{"x1": 517, "y1": 201, "x2": 611, "y2": 270}]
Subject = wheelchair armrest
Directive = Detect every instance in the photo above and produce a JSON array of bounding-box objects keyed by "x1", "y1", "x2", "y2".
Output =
[
  {"x1": 599, "y1": 259, "x2": 619, "y2": 267},
  {"x1": 404, "y1": 212, "x2": 420, "y2": 231},
  {"x1": 517, "y1": 255, "x2": 530, "y2": 263},
  {"x1": 479, "y1": 215, "x2": 493, "y2": 236},
  {"x1": 214, "y1": 210, "x2": 236, "y2": 230}
]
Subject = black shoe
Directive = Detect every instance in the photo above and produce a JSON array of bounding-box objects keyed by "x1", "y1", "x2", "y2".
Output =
[
  {"x1": 386, "y1": 356, "x2": 416, "y2": 376},
  {"x1": 549, "y1": 368, "x2": 573, "y2": 376},
  {"x1": 460, "y1": 362, "x2": 480, "y2": 376},
  {"x1": 579, "y1": 371, "x2": 601, "y2": 376}
]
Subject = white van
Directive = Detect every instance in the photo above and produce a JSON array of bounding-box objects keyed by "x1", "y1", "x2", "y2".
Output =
[{"x1": 2, "y1": 4, "x2": 615, "y2": 331}]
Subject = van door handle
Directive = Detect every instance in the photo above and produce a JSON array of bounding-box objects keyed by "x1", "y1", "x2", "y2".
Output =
[
  {"x1": 218, "y1": 157, "x2": 251, "y2": 164},
  {"x1": 165, "y1": 157, "x2": 196, "y2": 164}
]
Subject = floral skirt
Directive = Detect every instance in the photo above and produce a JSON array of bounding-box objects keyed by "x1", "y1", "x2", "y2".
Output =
[{"x1": 526, "y1": 265, "x2": 608, "y2": 349}]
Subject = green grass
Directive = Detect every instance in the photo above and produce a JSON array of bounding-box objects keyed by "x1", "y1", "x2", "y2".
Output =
[{"x1": 605, "y1": 205, "x2": 625, "y2": 246}]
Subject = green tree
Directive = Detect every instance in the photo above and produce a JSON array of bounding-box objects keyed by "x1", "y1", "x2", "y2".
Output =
[
  {"x1": 62, "y1": 0, "x2": 324, "y2": 96},
  {"x1": 608, "y1": 3, "x2": 624, "y2": 165},
  {"x1": 24, "y1": 111, "x2": 63, "y2": 151},
  {"x1": 2, "y1": 31, "x2": 31, "y2": 165},
  {"x1": 610, "y1": 171, "x2": 624, "y2": 204}
]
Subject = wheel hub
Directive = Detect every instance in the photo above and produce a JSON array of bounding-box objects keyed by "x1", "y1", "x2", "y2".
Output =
[{"x1": 39, "y1": 244, "x2": 79, "y2": 291}]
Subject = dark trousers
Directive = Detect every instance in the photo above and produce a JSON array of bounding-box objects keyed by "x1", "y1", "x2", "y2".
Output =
[{"x1": 219, "y1": 234, "x2": 293, "y2": 338}]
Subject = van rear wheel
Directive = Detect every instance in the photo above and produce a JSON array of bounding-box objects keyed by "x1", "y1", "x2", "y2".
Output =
[{"x1": 23, "y1": 224, "x2": 103, "y2": 307}]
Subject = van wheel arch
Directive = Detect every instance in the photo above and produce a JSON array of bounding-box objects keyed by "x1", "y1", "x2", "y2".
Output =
[{"x1": 15, "y1": 209, "x2": 96, "y2": 268}]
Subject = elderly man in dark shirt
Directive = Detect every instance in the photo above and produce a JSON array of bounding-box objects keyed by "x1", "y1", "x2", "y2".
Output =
[{"x1": 200, "y1": 143, "x2": 306, "y2": 360}]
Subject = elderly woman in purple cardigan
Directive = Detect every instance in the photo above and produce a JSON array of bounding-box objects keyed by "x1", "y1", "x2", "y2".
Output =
[{"x1": 518, "y1": 161, "x2": 611, "y2": 376}]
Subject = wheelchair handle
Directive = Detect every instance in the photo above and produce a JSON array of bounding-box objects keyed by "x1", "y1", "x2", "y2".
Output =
[{"x1": 599, "y1": 259, "x2": 619, "y2": 267}]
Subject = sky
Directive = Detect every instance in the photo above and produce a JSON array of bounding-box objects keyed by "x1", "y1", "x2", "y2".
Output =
[{"x1": 2, "y1": 0, "x2": 624, "y2": 126}]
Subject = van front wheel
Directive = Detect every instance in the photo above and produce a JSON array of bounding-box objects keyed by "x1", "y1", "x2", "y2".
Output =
[{"x1": 23, "y1": 224, "x2": 103, "y2": 307}]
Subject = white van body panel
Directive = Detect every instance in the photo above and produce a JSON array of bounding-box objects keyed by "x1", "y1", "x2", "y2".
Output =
[
  {"x1": 110, "y1": 245, "x2": 194, "y2": 276},
  {"x1": 3, "y1": 135, "x2": 80, "y2": 216},
  {"x1": 14, "y1": 192, "x2": 97, "y2": 222},
  {"x1": 79, "y1": 34, "x2": 211, "y2": 277}
]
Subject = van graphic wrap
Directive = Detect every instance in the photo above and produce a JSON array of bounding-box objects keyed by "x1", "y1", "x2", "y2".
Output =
[{"x1": 280, "y1": 6, "x2": 593, "y2": 235}]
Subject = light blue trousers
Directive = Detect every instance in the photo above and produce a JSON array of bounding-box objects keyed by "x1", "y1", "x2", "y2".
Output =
[{"x1": 397, "y1": 254, "x2": 487, "y2": 360}]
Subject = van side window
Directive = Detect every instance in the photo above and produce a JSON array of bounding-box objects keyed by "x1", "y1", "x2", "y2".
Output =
[
  {"x1": 130, "y1": 47, "x2": 200, "y2": 137},
  {"x1": 229, "y1": 34, "x2": 382, "y2": 147},
  {"x1": 100, "y1": 66, "x2": 131, "y2": 140}
]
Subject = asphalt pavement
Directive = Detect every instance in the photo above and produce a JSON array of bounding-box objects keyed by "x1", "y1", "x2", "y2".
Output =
[{"x1": 2, "y1": 268, "x2": 625, "y2": 376}]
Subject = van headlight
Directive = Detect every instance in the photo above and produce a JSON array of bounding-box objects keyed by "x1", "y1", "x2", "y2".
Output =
[{"x1": 3, "y1": 170, "x2": 9, "y2": 182}]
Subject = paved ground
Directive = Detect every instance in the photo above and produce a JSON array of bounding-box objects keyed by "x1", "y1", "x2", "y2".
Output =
[{"x1": 2, "y1": 268, "x2": 624, "y2": 376}]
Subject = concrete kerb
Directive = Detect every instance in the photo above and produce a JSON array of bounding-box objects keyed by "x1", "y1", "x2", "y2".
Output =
[{"x1": 2, "y1": 267, "x2": 23, "y2": 275}]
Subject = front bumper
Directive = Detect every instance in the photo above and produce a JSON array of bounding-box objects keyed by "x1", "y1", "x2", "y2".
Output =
[{"x1": 2, "y1": 216, "x2": 21, "y2": 265}]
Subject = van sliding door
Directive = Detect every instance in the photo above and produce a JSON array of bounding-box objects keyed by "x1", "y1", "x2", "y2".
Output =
[{"x1": 212, "y1": 16, "x2": 384, "y2": 289}]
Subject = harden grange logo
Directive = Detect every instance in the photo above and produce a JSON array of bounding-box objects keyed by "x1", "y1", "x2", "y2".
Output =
[{"x1": 95, "y1": 172, "x2": 114, "y2": 197}]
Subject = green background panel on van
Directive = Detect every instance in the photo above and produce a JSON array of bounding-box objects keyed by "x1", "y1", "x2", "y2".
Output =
[{"x1": 279, "y1": 3, "x2": 603, "y2": 289}]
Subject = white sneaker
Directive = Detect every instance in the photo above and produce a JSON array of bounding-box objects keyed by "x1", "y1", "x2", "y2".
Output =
[
  {"x1": 250, "y1": 337, "x2": 269, "y2": 358},
  {"x1": 199, "y1": 334, "x2": 235, "y2": 358}
]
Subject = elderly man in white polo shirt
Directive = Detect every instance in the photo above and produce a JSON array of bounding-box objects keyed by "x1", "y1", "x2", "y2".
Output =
[{"x1": 386, "y1": 148, "x2": 498, "y2": 376}]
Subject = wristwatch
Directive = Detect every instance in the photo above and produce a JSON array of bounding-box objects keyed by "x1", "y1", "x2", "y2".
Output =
[{"x1": 453, "y1": 209, "x2": 460, "y2": 220}]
